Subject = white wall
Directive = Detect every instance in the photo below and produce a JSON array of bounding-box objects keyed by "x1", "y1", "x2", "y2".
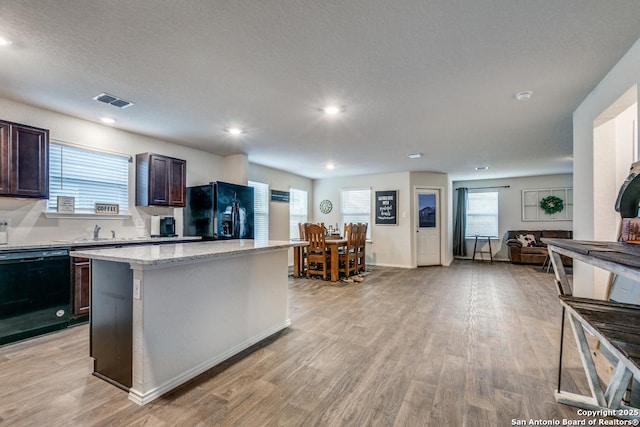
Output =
[
  {"x1": 574, "y1": 36, "x2": 640, "y2": 297},
  {"x1": 453, "y1": 174, "x2": 573, "y2": 261},
  {"x1": 0, "y1": 97, "x2": 241, "y2": 243}
]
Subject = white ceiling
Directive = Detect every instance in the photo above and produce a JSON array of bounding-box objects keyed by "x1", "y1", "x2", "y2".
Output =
[{"x1": 2, "y1": 1, "x2": 640, "y2": 181}]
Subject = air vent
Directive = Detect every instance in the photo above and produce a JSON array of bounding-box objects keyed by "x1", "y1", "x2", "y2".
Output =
[{"x1": 93, "y1": 93, "x2": 134, "y2": 109}]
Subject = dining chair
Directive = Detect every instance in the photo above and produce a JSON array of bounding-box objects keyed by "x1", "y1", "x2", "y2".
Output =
[
  {"x1": 306, "y1": 223, "x2": 330, "y2": 280},
  {"x1": 338, "y1": 223, "x2": 358, "y2": 278},
  {"x1": 356, "y1": 223, "x2": 368, "y2": 273},
  {"x1": 298, "y1": 223, "x2": 309, "y2": 276}
]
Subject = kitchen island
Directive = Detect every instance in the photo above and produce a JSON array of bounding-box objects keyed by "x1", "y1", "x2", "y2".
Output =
[{"x1": 72, "y1": 239, "x2": 306, "y2": 405}]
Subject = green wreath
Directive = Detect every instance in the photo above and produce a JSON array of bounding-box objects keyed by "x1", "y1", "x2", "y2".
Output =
[{"x1": 540, "y1": 195, "x2": 564, "y2": 215}]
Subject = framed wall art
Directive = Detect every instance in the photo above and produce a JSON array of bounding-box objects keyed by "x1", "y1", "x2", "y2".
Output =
[{"x1": 375, "y1": 190, "x2": 398, "y2": 225}]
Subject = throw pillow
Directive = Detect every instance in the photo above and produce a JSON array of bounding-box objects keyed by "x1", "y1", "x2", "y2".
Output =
[{"x1": 516, "y1": 234, "x2": 537, "y2": 247}]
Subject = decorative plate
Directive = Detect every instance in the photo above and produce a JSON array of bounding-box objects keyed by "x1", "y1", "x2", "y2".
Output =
[{"x1": 319, "y1": 199, "x2": 332, "y2": 214}]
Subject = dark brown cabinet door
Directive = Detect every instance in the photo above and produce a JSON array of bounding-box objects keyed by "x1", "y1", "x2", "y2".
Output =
[
  {"x1": 149, "y1": 155, "x2": 170, "y2": 205},
  {"x1": 136, "y1": 153, "x2": 186, "y2": 207},
  {"x1": 168, "y1": 158, "x2": 186, "y2": 207},
  {"x1": 0, "y1": 122, "x2": 9, "y2": 194},
  {"x1": 0, "y1": 120, "x2": 49, "y2": 198},
  {"x1": 72, "y1": 260, "x2": 91, "y2": 316}
]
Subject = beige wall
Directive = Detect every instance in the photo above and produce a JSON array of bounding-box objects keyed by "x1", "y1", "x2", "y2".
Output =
[
  {"x1": 313, "y1": 171, "x2": 450, "y2": 268},
  {"x1": 574, "y1": 37, "x2": 640, "y2": 297},
  {"x1": 453, "y1": 174, "x2": 573, "y2": 261},
  {"x1": 0, "y1": 97, "x2": 240, "y2": 243}
]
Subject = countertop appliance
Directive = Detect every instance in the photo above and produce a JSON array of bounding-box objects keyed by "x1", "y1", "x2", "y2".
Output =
[
  {"x1": 184, "y1": 182, "x2": 254, "y2": 240},
  {"x1": 159, "y1": 216, "x2": 176, "y2": 237},
  {"x1": 0, "y1": 248, "x2": 71, "y2": 346}
]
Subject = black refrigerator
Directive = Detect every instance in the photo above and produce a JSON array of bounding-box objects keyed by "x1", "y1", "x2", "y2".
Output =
[{"x1": 184, "y1": 182, "x2": 254, "y2": 240}]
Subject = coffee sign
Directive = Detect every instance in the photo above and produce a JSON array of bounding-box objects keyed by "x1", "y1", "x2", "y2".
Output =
[{"x1": 375, "y1": 190, "x2": 398, "y2": 225}]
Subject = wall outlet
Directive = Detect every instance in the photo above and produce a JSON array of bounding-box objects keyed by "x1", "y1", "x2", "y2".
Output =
[{"x1": 0, "y1": 217, "x2": 9, "y2": 226}]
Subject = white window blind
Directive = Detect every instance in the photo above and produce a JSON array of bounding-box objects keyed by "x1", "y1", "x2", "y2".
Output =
[
  {"x1": 465, "y1": 191, "x2": 499, "y2": 237},
  {"x1": 341, "y1": 188, "x2": 371, "y2": 239},
  {"x1": 249, "y1": 181, "x2": 269, "y2": 241},
  {"x1": 289, "y1": 188, "x2": 308, "y2": 239},
  {"x1": 48, "y1": 142, "x2": 129, "y2": 213}
]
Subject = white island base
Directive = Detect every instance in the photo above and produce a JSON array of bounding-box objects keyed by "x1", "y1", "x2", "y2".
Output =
[{"x1": 73, "y1": 240, "x2": 301, "y2": 405}]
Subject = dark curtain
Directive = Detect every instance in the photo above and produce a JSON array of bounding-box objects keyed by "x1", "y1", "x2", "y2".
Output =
[{"x1": 453, "y1": 187, "x2": 467, "y2": 257}]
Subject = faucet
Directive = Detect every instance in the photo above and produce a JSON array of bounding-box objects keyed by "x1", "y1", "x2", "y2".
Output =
[
  {"x1": 93, "y1": 224, "x2": 101, "y2": 240},
  {"x1": 111, "y1": 230, "x2": 116, "y2": 239}
]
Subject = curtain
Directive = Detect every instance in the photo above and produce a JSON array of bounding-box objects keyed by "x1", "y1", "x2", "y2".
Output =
[{"x1": 453, "y1": 187, "x2": 467, "y2": 257}]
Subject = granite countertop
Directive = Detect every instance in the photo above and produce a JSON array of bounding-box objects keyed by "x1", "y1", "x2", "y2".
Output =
[
  {"x1": 72, "y1": 239, "x2": 307, "y2": 267},
  {"x1": 0, "y1": 236, "x2": 202, "y2": 252}
]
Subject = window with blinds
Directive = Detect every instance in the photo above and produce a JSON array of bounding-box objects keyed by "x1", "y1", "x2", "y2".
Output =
[
  {"x1": 249, "y1": 181, "x2": 269, "y2": 241},
  {"x1": 465, "y1": 190, "x2": 499, "y2": 237},
  {"x1": 341, "y1": 188, "x2": 371, "y2": 239},
  {"x1": 48, "y1": 143, "x2": 129, "y2": 213},
  {"x1": 289, "y1": 188, "x2": 308, "y2": 239}
]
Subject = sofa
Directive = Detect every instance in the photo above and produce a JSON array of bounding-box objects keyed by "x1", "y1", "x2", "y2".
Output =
[{"x1": 505, "y1": 230, "x2": 573, "y2": 265}]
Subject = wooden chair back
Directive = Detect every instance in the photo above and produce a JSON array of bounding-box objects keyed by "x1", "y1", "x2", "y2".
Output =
[
  {"x1": 338, "y1": 223, "x2": 358, "y2": 278},
  {"x1": 356, "y1": 223, "x2": 367, "y2": 272},
  {"x1": 306, "y1": 223, "x2": 329, "y2": 279},
  {"x1": 298, "y1": 223, "x2": 308, "y2": 241},
  {"x1": 306, "y1": 224, "x2": 326, "y2": 251}
]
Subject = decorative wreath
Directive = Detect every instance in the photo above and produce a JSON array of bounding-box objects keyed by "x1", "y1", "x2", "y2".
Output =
[{"x1": 540, "y1": 195, "x2": 564, "y2": 215}]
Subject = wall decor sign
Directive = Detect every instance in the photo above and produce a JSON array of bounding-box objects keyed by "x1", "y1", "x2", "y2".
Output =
[
  {"x1": 375, "y1": 190, "x2": 398, "y2": 225},
  {"x1": 95, "y1": 202, "x2": 119, "y2": 215},
  {"x1": 57, "y1": 196, "x2": 75, "y2": 213},
  {"x1": 271, "y1": 190, "x2": 290, "y2": 203}
]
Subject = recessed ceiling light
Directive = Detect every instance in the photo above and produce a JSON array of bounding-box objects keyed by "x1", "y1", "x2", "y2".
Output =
[
  {"x1": 322, "y1": 105, "x2": 344, "y2": 115},
  {"x1": 475, "y1": 166, "x2": 489, "y2": 171},
  {"x1": 325, "y1": 163, "x2": 335, "y2": 170},
  {"x1": 407, "y1": 153, "x2": 423, "y2": 159},
  {"x1": 0, "y1": 37, "x2": 12, "y2": 46},
  {"x1": 515, "y1": 91, "x2": 533, "y2": 101},
  {"x1": 226, "y1": 127, "x2": 243, "y2": 135},
  {"x1": 100, "y1": 117, "x2": 116, "y2": 124}
]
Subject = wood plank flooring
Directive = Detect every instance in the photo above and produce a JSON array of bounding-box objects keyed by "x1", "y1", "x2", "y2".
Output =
[{"x1": 0, "y1": 261, "x2": 600, "y2": 426}]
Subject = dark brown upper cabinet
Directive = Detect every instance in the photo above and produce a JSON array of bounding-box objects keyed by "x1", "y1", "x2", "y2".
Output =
[
  {"x1": 136, "y1": 153, "x2": 186, "y2": 207},
  {"x1": 0, "y1": 120, "x2": 49, "y2": 199}
]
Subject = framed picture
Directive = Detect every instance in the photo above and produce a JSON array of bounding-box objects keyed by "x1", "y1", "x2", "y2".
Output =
[
  {"x1": 375, "y1": 190, "x2": 398, "y2": 225},
  {"x1": 57, "y1": 196, "x2": 75, "y2": 213},
  {"x1": 94, "y1": 202, "x2": 119, "y2": 215}
]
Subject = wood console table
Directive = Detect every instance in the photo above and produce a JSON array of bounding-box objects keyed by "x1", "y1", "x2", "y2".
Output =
[{"x1": 543, "y1": 238, "x2": 640, "y2": 420}]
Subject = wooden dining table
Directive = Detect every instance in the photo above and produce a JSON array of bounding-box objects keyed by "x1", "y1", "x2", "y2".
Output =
[{"x1": 293, "y1": 238, "x2": 347, "y2": 282}]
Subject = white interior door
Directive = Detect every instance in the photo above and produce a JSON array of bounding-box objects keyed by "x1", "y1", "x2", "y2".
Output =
[{"x1": 416, "y1": 189, "x2": 441, "y2": 266}]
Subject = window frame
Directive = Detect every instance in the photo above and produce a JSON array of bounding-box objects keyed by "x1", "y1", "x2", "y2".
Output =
[
  {"x1": 46, "y1": 141, "x2": 131, "y2": 217},
  {"x1": 289, "y1": 188, "x2": 308, "y2": 240},
  {"x1": 465, "y1": 190, "x2": 499, "y2": 238},
  {"x1": 249, "y1": 180, "x2": 269, "y2": 241},
  {"x1": 340, "y1": 187, "x2": 372, "y2": 240}
]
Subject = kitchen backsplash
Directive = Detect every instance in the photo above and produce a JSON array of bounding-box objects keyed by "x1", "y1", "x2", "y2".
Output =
[{"x1": 0, "y1": 198, "x2": 179, "y2": 243}]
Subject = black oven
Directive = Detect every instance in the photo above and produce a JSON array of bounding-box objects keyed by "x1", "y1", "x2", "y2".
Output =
[{"x1": 0, "y1": 248, "x2": 71, "y2": 345}]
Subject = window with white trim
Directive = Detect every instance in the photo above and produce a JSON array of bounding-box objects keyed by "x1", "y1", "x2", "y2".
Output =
[
  {"x1": 289, "y1": 188, "x2": 308, "y2": 239},
  {"x1": 48, "y1": 142, "x2": 129, "y2": 213},
  {"x1": 340, "y1": 188, "x2": 371, "y2": 239},
  {"x1": 249, "y1": 181, "x2": 269, "y2": 241},
  {"x1": 465, "y1": 190, "x2": 499, "y2": 237}
]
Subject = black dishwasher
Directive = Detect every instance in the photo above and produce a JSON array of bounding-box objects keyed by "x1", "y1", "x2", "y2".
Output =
[{"x1": 0, "y1": 248, "x2": 71, "y2": 346}]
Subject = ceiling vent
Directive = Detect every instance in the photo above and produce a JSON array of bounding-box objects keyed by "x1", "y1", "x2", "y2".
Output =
[{"x1": 93, "y1": 93, "x2": 134, "y2": 109}]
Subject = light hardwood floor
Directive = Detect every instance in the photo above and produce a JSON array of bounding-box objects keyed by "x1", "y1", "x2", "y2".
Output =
[{"x1": 0, "y1": 261, "x2": 598, "y2": 426}]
